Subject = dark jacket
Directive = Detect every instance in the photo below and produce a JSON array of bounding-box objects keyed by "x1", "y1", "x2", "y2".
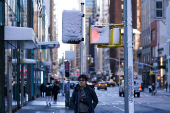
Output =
[
  {"x1": 71, "y1": 84, "x2": 98, "y2": 113},
  {"x1": 40, "y1": 84, "x2": 45, "y2": 92},
  {"x1": 45, "y1": 85, "x2": 53, "y2": 96},
  {"x1": 52, "y1": 85, "x2": 60, "y2": 95},
  {"x1": 152, "y1": 84, "x2": 155, "y2": 91}
]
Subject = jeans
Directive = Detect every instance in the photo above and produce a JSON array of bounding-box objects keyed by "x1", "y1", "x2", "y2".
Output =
[{"x1": 46, "y1": 96, "x2": 52, "y2": 105}]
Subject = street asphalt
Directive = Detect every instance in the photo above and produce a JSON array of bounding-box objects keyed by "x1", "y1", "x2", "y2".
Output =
[{"x1": 15, "y1": 87, "x2": 170, "y2": 113}]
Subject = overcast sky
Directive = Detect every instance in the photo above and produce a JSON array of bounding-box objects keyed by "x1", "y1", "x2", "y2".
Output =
[{"x1": 56, "y1": 0, "x2": 79, "y2": 59}]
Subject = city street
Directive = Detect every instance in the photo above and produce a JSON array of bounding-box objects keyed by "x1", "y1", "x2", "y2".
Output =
[
  {"x1": 94, "y1": 87, "x2": 170, "y2": 113},
  {"x1": 16, "y1": 86, "x2": 170, "y2": 113}
]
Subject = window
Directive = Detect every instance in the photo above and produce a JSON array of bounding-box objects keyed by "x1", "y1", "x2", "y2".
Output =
[
  {"x1": 156, "y1": 1, "x2": 163, "y2": 17},
  {"x1": 151, "y1": 29, "x2": 155, "y2": 41},
  {"x1": 152, "y1": 47, "x2": 155, "y2": 57},
  {"x1": 121, "y1": 4, "x2": 124, "y2": 9}
]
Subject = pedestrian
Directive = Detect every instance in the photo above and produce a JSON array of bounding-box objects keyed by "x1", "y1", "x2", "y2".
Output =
[
  {"x1": 71, "y1": 75, "x2": 98, "y2": 113},
  {"x1": 152, "y1": 83, "x2": 155, "y2": 95},
  {"x1": 40, "y1": 83, "x2": 45, "y2": 97},
  {"x1": 165, "y1": 82, "x2": 168, "y2": 92},
  {"x1": 141, "y1": 82, "x2": 144, "y2": 92},
  {"x1": 52, "y1": 81, "x2": 60, "y2": 104},
  {"x1": 45, "y1": 83, "x2": 53, "y2": 106}
]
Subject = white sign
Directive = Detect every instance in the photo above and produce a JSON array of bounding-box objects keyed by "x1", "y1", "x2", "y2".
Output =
[{"x1": 65, "y1": 50, "x2": 75, "y2": 61}]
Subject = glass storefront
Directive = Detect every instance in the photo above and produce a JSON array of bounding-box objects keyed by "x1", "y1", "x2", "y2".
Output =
[
  {"x1": 2, "y1": 0, "x2": 43, "y2": 112},
  {"x1": 4, "y1": 0, "x2": 28, "y2": 112}
]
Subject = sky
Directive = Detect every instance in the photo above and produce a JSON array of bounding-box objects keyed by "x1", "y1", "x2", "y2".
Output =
[{"x1": 55, "y1": 0, "x2": 80, "y2": 59}]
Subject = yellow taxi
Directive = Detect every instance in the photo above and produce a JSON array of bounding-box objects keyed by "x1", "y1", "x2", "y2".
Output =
[{"x1": 97, "y1": 81, "x2": 107, "y2": 90}]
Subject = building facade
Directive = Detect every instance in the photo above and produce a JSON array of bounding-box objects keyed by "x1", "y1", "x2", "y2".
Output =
[
  {"x1": 141, "y1": 0, "x2": 169, "y2": 87},
  {"x1": 0, "y1": 0, "x2": 58, "y2": 112},
  {"x1": 109, "y1": 0, "x2": 142, "y2": 83}
]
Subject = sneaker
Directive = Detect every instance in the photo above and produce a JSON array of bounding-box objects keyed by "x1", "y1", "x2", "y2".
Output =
[
  {"x1": 46, "y1": 104, "x2": 48, "y2": 106},
  {"x1": 49, "y1": 103, "x2": 51, "y2": 106}
]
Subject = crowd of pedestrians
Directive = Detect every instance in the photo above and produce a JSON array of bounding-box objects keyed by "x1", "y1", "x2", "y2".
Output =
[{"x1": 40, "y1": 81, "x2": 60, "y2": 106}]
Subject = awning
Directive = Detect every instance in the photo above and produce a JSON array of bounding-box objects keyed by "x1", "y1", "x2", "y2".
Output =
[
  {"x1": 34, "y1": 68, "x2": 45, "y2": 71},
  {"x1": 149, "y1": 71, "x2": 155, "y2": 75},
  {"x1": 38, "y1": 41, "x2": 60, "y2": 49},
  {"x1": 4, "y1": 26, "x2": 38, "y2": 49},
  {"x1": 41, "y1": 61, "x2": 51, "y2": 66},
  {"x1": 12, "y1": 59, "x2": 37, "y2": 64}
]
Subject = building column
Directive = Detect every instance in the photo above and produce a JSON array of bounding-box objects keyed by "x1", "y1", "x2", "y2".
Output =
[
  {"x1": 0, "y1": 0, "x2": 5, "y2": 112},
  {"x1": 7, "y1": 55, "x2": 12, "y2": 113},
  {"x1": 168, "y1": 59, "x2": 170, "y2": 93},
  {"x1": 0, "y1": 39, "x2": 5, "y2": 113}
]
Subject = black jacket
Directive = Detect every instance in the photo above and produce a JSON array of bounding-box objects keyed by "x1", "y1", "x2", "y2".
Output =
[
  {"x1": 45, "y1": 85, "x2": 53, "y2": 96},
  {"x1": 52, "y1": 85, "x2": 60, "y2": 95},
  {"x1": 40, "y1": 84, "x2": 45, "y2": 92},
  {"x1": 71, "y1": 84, "x2": 98, "y2": 113}
]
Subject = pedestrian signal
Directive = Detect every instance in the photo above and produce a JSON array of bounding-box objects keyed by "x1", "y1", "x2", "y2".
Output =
[{"x1": 90, "y1": 25, "x2": 109, "y2": 45}]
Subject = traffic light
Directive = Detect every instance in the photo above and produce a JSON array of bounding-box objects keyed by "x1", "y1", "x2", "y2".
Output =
[
  {"x1": 121, "y1": 62, "x2": 124, "y2": 66},
  {"x1": 87, "y1": 57, "x2": 90, "y2": 60},
  {"x1": 157, "y1": 56, "x2": 166, "y2": 69},
  {"x1": 65, "y1": 61, "x2": 69, "y2": 77},
  {"x1": 90, "y1": 57, "x2": 93, "y2": 65}
]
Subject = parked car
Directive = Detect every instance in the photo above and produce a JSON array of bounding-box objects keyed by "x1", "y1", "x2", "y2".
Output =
[
  {"x1": 87, "y1": 82, "x2": 95, "y2": 89},
  {"x1": 97, "y1": 81, "x2": 107, "y2": 90},
  {"x1": 70, "y1": 81, "x2": 79, "y2": 89},
  {"x1": 119, "y1": 80, "x2": 141, "y2": 97}
]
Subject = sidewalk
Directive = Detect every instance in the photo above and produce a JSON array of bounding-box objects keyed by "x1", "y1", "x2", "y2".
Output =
[
  {"x1": 143, "y1": 88, "x2": 170, "y2": 96},
  {"x1": 15, "y1": 93, "x2": 74, "y2": 113}
]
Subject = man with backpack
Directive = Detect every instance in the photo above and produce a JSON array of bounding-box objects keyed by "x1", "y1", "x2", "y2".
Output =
[{"x1": 71, "y1": 75, "x2": 98, "y2": 113}]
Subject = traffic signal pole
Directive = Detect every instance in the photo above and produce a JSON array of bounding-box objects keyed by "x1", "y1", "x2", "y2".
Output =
[
  {"x1": 80, "y1": 2, "x2": 84, "y2": 75},
  {"x1": 124, "y1": 0, "x2": 134, "y2": 112}
]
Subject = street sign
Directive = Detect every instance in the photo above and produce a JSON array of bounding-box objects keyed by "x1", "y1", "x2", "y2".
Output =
[{"x1": 138, "y1": 64, "x2": 143, "y2": 68}]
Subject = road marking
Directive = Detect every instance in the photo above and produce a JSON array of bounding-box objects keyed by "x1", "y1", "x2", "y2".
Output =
[{"x1": 113, "y1": 106, "x2": 125, "y2": 112}]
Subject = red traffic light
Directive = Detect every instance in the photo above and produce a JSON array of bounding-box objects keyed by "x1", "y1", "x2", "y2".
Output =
[
  {"x1": 87, "y1": 57, "x2": 90, "y2": 60},
  {"x1": 121, "y1": 62, "x2": 124, "y2": 65}
]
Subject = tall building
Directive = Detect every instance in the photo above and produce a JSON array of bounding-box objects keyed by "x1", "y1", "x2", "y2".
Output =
[
  {"x1": 109, "y1": 0, "x2": 142, "y2": 83},
  {"x1": 85, "y1": 0, "x2": 97, "y2": 74},
  {"x1": 50, "y1": 0, "x2": 58, "y2": 75},
  {"x1": 142, "y1": 0, "x2": 170, "y2": 88},
  {"x1": 100, "y1": 0, "x2": 110, "y2": 78}
]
